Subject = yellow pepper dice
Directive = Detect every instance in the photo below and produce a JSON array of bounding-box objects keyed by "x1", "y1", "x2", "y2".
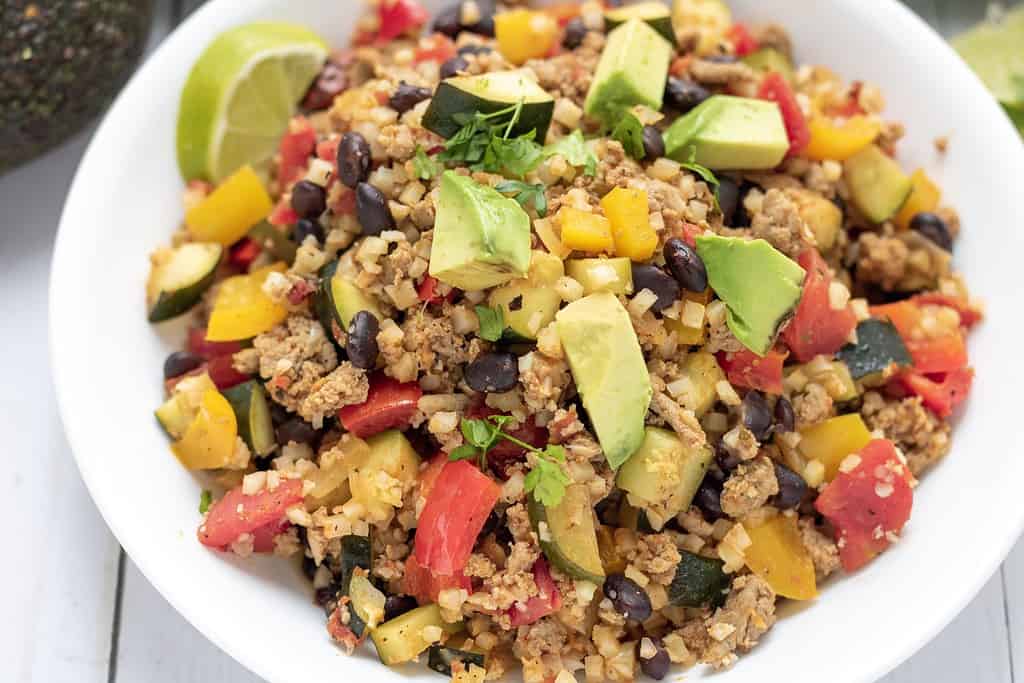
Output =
[
  {"x1": 171, "y1": 389, "x2": 238, "y2": 470},
  {"x1": 798, "y1": 413, "x2": 872, "y2": 482},
  {"x1": 185, "y1": 165, "x2": 273, "y2": 246},
  {"x1": 893, "y1": 168, "x2": 941, "y2": 231},
  {"x1": 206, "y1": 262, "x2": 289, "y2": 341},
  {"x1": 600, "y1": 187, "x2": 657, "y2": 261},
  {"x1": 804, "y1": 114, "x2": 882, "y2": 162},
  {"x1": 558, "y1": 207, "x2": 615, "y2": 254},
  {"x1": 743, "y1": 515, "x2": 817, "y2": 601},
  {"x1": 495, "y1": 9, "x2": 559, "y2": 65}
]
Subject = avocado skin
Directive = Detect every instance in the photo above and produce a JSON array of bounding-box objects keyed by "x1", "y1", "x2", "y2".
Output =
[{"x1": 1, "y1": 1, "x2": 153, "y2": 174}]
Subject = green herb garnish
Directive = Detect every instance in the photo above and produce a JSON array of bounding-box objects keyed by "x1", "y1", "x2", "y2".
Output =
[
  {"x1": 495, "y1": 180, "x2": 548, "y2": 217},
  {"x1": 438, "y1": 101, "x2": 545, "y2": 178},
  {"x1": 682, "y1": 150, "x2": 721, "y2": 209},
  {"x1": 412, "y1": 146, "x2": 443, "y2": 180},
  {"x1": 475, "y1": 304, "x2": 505, "y2": 341},
  {"x1": 543, "y1": 130, "x2": 598, "y2": 176},
  {"x1": 611, "y1": 111, "x2": 646, "y2": 160},
  {"x1": 199, "y1": 489, "x2": 212, "y2": 514}
]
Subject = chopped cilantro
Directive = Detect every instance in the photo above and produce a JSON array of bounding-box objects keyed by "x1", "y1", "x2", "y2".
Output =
[
  {"x1": 412, "y1": 146, "x2": 443, "y2": 180},
  {"x1": 474, "y1": 304, "x2": 505, "y2": 342},
  {"x1": 495, "y1": 180, "x2": 548, "y2": 217},
  {"x1": 611, "y1": 111, "x2": 646, "y2": 160}
]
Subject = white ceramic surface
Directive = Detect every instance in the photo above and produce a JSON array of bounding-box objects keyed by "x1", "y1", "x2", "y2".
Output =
[{"x1": 50, "y1": 1, "x2": 1024, "y2": 681}]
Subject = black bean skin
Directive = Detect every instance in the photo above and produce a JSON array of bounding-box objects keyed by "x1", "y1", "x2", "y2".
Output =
[
  {"x1": 715, "y1": 440, "x2": 742, "y2": 473},
  {"x1": 346, "y1": 311, "x2": 380, "y2": 370},
  {"x1": 642, "y1": 125, "x2": 665, "y2": 161},
  {"x1": 383, "y1": 594, "x2": 419, "y2": 622},
  {"x1": 440, "y1": 56, "x2": 469, "y2": 79},
  {"x1": 694, "y1": 476, "x2": 724, "y2": 521},
  {"x1": 337, "y1": 132, "x2": 372, "y2": 188},
  {"x1": 638, "y1": 638, "x2": 671, "y2": 680},
  {"x1": 315, "y1": 585, "x2": 338, "y2": 616},
  {"x1": 465, "y1": 351, "x2": 519, "y2": 393},
  {"x1": 457, "y1": 44, "x2": 492, "y2": 56},
  {"x1": 631, "y1": 264, "x2": 680, "y2": 312},
  {"x1": 356, "y1": 182, "x2": 396, "y2": 236},
  {"x1": 603, "y1": 574, "x2": 652, "y2": 622},
  {"x1": 468, "y1": 0, "x2": 497, "y2": 37},
  {"x1": 910, "y1": 212, "x2": 953, "y2": 252},
  {"x1": 293, "y1": 218, "x2": 325, "y2": 246},
  {"x1": 432, "y1": 3, "x2": 462, "y2": 37},
  {"x1": 716, "y1": 176, "x2": 740, "y2": 225},
  {"x1": 388, "y1": 82, "x2": 432, "y2": 114},
  {"x1": 163, "y1": 351, "x2": 203, "y2": 379},
  {"x1": 773, "y1": 462, "x2": 809, "y2": 510},
  {"x1": 773, "y1": 397, "x2": 795, "y2": 433},
  {"x1": 741, "y1": 391, "x2": 773, "y2": 441},
  {"x1": 663, "y1": 238, "x2": 709, "y2": 293},
  {"x1": 291, "y1": 180, "x2": 327, "y2": 219},
  {"x1": 664, "y1": 77, "x2": 711, "y2": 113},
  {"x1": 302, "y1": 554, "x2": 318, "y2": 580},
  {"x1": 276, "y1": 418, "x2": 319, "y2": 447},
  {"x1": 562, "y1": 17, "x2": 587, "y2": 49}
]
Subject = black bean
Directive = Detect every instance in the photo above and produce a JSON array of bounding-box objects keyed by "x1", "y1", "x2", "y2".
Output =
[
  {"x1": 388, "y1": 81, "x2": 432, "y2": 114},
  {"x1": 383, "y1": 594, "x2": 419, "y2": 622},
  {"x1": 315, "y1": 585, "x2": 338, "y2": 614},
  {"x1": 910, "y1": 212, "x2": 953, "y2": 252},
  {"x1": 508, "y1": 294, "x2": 523, "y2": 311},
  {"x1": 302, "y1": 555, "x2": 318, "y2": 581},
  {"x1": 741, "y1": 390, "x2": 773, "y2": 441},
  {"x1": 715, "y1": 440, "x2": 741, "y2": 472},
  {"x1": 716, "y1": 176, "x2": 740, "y2": 225},
  {"x1": 440, "y1": 56, "x2": 469, "y2": 79},
  {"x1": 773, "y1": 396, "x2": 795, "y2": 433},
  {"x1": 465, "y1": 351, "x2": 518, "y2": 393},
  {"x1": 694, "y1": 476, "x2": 724, "y2": 521},
  {"x1": 163, "y1": 351, "x2": 203, "y2": 379},
  {"x1": 603, "y1": 574, "x2": 652, "y2": 622},
  {"x1": 337, "y1": 131, "x2": 372, "y2": 188},
  {"x1": 303, "y1": 61, "x2": 348, "y2": 111},
  {"x1": 291, "y1": 180, "x2": 326, "y2": 219},
  {"x1": 831, "y1": 193, "x2": 846, "y2": 217},
  {"x1": 293, "y1": 218, "x2": 325, "y2": 246},
  {"x1": 642, "y1": 125, "x2": 665, "y2": 161},
  {"x1": 457, "y1": 44, "x2": 492, "y2": 56},
  {"x1": 477, "y1": 509, "x2": 502, "y2": 541},
  {"x1": 773, "y1": 462, "x2": 808, "y2": 510},
  {"x1": 276, "y1": 417, "x2": 319, "y2": 447},
  {"x1": 356, "y1": 182, "x2": 396, "y2": 236},
  {"x1": 467, "y1": 0, "x2": 497, "y2": 37},
  {"x1": 432, "y1": 3, "x2": 462, "y2": 36},
  {"x1": 638, "y1": 638, "x2": 671, "y2": 680},
  {"x1": 562, "y1": 17, "x2": 587, "y2": 49},
  {"x1": 663, "y1": 238, "x2": 708, "y2": 293},
  {"x1": 664, "y1": 77, "x2": 711, "y2": 113},
  {"x1": 346, "y1": 310, "x2": 380, "y2": 370},
  {"x1": 630, "y1": 264, "x2": 680, "y2": 312}
]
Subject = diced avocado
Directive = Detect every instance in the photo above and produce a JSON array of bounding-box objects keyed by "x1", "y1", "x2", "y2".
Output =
[
  {"x1": 528, "y1": 484, "x2": 605, "y2": 583},
  {"x1": 742, "y1": 47, "x2": 795, "y2": 85},
  {"x1": 565, "y1": 257, "x2": 634, "y2": 295},
  {"x1": 583, "y1": 19, "x2": 672, "y2": 126},
  {"x1": 605, "y1": 2, "x2": 676, "y2": 45},
  {"x1": 429, "y1": 171, "x2": 531, "y2": 290},
  {"x1": 695, "y1": 235, "x2": 805, "y2": 355},
  {"x1": 422, "y1": 70, "x2": 555, "y2": 140},
  {"x1": 843, "y1": 144, "x2": 913, "y2": 223},
  {"x1": 617, "y1": 427, "x2": 713, "y2": 529},
  {"x1": 663, "y1": 95, "x2": 789, "y2": 170},
  {"x1": 555, "y1": 293, "x2": 652, "y2": 468}
]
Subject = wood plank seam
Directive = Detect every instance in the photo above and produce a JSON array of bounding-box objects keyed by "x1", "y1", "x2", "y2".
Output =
[
  {"x1": 108, "y1": 551, "x2": 127, "y2": 683},
  {"x1": 1001, "y1": 564, "x2": 1018, "y2": 683}
]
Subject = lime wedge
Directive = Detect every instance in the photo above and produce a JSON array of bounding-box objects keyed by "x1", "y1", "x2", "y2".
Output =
[
  {"x1": 952, "y1": 6, "x2": 1024, "y2": 107},
  {"x1": 176, "y1": 22, "x2": 327, "y2": 182}
]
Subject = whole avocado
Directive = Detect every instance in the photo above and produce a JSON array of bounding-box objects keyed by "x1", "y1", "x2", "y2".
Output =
[{"x1": 1, "y1": 1, "x2": 153, "y2": 174}]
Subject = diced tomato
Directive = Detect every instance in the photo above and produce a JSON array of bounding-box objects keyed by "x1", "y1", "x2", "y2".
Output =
[
  {"x1": 337, "y1": 373, "x2": 422, "y2": 438},
  {"x1": 414, "y1": 460, "x2": 500, "y2": 576},
  {"x1": 465, "y1": 401, "x2": 549, "y2": 478},
  {"x1": 403, "y1": 553, "x2": 473, "y2": 604},
  {"x1": 228, "y1": 237, "x2": 261, "y2": 270},
  {"x1": 206, "y1": 354, "x2": 251, "y2": 390},
  {"x1": 758, "y1": 72, "x2": 810, "y2": 158},
  {"x1": 871, "y1": 301, "x2": 968, "y2": 374},
  {"x1": 815, "y1": 439, "x2": 914, "y2": 572},
  {"x1": 781, "y1": 249, "x2": 858, "y2": 362},
  {"x1": 316, "y1": 136, "x2": 340, "y2": 165},
  {"x1": 893, "y1": 367, "x2": 974, "y2": 418},
  {"x1": 268, "y1": 196, "x2": 299, "y2": 227},
  {"x1": 911, "y1": 293, "x2": 983, "y2": 329},
  {"x1": 669, "y1": 55, "x2": 692, "y2": 79},
  {"x1": 418, "y1": 453, "x2": 448, "y2": 501},
  {"x1": 327, "y1": 602, "x2": 365, "y2": 651},
  {"x1": 508, "y1": 559, "x2": 562, "y2": 626},
  {"x1": 414, "y1": 33, "x2": 457, "y2": 63},
  {"x1": 198, "y1": 479, "x2": 304, "y2": 549},
  {"x1": 417, "y1": 274, "x2": 456, "y2": 305},
  {"x1": 676, "y1": 222, "x2": 702, "y2": 248},
  {"x1": 187, "y1": 328, "x2": 244, "y2": 360},
  {"x1": 376, "y1": 0, "x2": 429, "y2": 43},
  {"x1": 251, "y1": 519, "x2": 291, "y2": 553},
  {"x1": 716, "y1": 348, "x2": 787, "y2": 395},
  {"x1": 330, "y1": 186, "x2": 357, "y2": 215},
  {"x1": 727, "y1": 23, "x2": 759, "y2": 57},
  {"x1": 278, "y1": 117, "x2": 317, "y2": 187}
]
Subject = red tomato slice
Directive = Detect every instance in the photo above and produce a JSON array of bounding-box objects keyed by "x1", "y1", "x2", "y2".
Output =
[
  {"x1": 337, "y1": 373, "x2": 422, "y2": 438},
  {"x1": 251, "y1": 519, "x2": 291, "y2": 553},
  {"x1": 727, "y1": 23, "x2": 759, "y2": 57},
  {"x1": 377, "y1": 0, "x2": 429, "y2": 43},
  {"x1": 417, "y1": 274, "x2": 455, "y2": 305},
  {"x1": 418, "y1": 453, "x2": 448, "y2": 501},
  {"x1": 414, "y1": 460, "x2": 500, "y2": 576},
  {"x1": 316, "y1": 136, "x2": 340, "y2": 165},
  {"x1": 268, "y1": 196, "x2": 299, "y2": 227},
  {"x1": 414, "y1": 33, "x2": 456, "y2": 63},
  {"x1": 815, "y1": 439, "x2": 914, "y2": 572},
  {"x1": 508, "y1": 558, "x2": 562, "y2": 626},
  {"x1": 912, "y1": 293, "x2": 983, "y2": 329},
  {"x1": 758, "y1": 72, "x2": 810, "y2": 158},
  {"x1": 893, "y1": 367, "x2": 973, "y2": 418},
  {"x1": 278, "y1": 117, "x2": 316, "y2": 188},
  {"x1": 198, "y1": 479, "x2": 304, "y2": 549},
  {"x1": 871, "y1": 301, "x2": 968, "y2": 374},
  {"x1": 781, "y1": 249, "x2": 857, "y2": 362},
  {"x1": 206, "y1": 354, "x2": 251, "y2": 390},
  {"x1": 716, "y1": 348, "x2": 787, "y2": 395},
  {"x1": 187, "y1": 328, "x2": 244, "y2": 360},
  {"x1": 402, "y1": 553, "x2": 472, "y2": 604}
]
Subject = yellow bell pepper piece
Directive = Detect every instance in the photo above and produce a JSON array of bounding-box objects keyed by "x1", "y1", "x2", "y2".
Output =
[
  {"x1": 893, "y1": 168, "x2": 941, "y2": 231},
  {"x1": 559, "y1": 207, "x2": 615, "y2": 254},
  {"x1": 804, "y1": 114, "x2": 882, "y2": 162},
  {"x1": 206, "y1": 262, "x2": 288, "y2": 341},
  {"x1": 601, "y1": 187, "x2": 657, "y2": 261},
  {"x1": 495, "y1": 9, "x2": 559, "y2": 65},
  {"x1": 185, "y1": 165, "x2": 273, "y2": 246},
  {"x1": 744, "y1": 515, "x2": 817, "y2": 601},
  {"x1": 664, "y1": 290, "x2": 709, "y2": 345},
  {"x1": 798, "y1": 413, "x2": 872, "y2": 482},
  {"x1": 171, "y1": 388, "x2": 238, "y2": 470}
]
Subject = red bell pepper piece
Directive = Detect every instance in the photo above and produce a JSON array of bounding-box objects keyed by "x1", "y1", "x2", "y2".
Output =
[
  {"x1": 418, "y1": 453, "x2": 448, "y2": 501},
  {"x1": 228, "y1": 237, "x2": 261, "y2": 270},
  {"x1": 278, "y1": 117, "x2": 317, "y2": 187},
  {"x1": 911, "y1": 293, "x2": 983, "y2": 329},
  {"x1": 414, "y1": 33, "x2": 457, "y2": 63},
  {"x1": 815, "y1": 439, "x2": 914, "y2": 572},
  {"x1": 402, "y1": 553, "x2": 472, "y2": 604},
  {"x1": 781, "y1": 249, "x2": 857, "y2": 362},
  {"x1": 508, "y1": 559, "x2": 562, "y2": 626},
  {"x1": 268, "y1": 196, "x2": 299, "y2": 227},
  {"x1": 198, "y1": 479, "x2": 304, "y2": 549},
  {"x1": 727, "y1": 23, "x2": 759, "y2": 57},
  {"x1": 376, "y1": 0, "x2": 429, "y2": 43},
  {"x1": 338, "y1": 373, "x2": 422, "y2": 438},
  {"x1": 206, "y1": 354, "x2": 251, "y2": 390},
  {"x1": 758, "y1": 72, "x2": 810, "y2": 158},
  {"x1": 892, "y1": 367, "x2": 974, "y2": 418},
  {"x1": 871, "y1": 301, "x2": 969, "y2": 374},
  {"x1": 716, "y1": 348, "x2": 787, "y2": 395},
  {"x1": 417, "y1": 274, "x2": 456, "y2": 305},
  {"x1": 251, "y1": 519, "x2": 292, "y2": 553},
  {"x1": 187, "y1": 328, "x2": 244, "y2": 360}
]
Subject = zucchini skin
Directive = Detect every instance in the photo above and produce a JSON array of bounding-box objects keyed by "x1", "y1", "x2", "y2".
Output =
[
  {"x1": 221, "y1": 380, "x2": 275, "y2": 456},
  {"x1": 427, "y1": 646, "x2": 486, "y2": 676},
  {"x1": 837, "y1": 319, "x2": 912, "y2": 379},
  {"x1": 667, "y1": 550, "x2": 730, "y2": 608},
  {"x1": 148, "y1": 263, "x2": 218, "y2": 322},
  {"x1": 423, "y1": 81, "x2": 554, "y2": 140}
]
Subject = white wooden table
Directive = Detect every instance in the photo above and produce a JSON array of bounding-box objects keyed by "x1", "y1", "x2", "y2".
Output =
[{"x1": 2, "y1": 1, "x2": 1020, "y2": 681}]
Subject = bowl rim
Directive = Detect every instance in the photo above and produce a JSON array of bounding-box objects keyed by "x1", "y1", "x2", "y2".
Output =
[{"x1": 49, "y1": 0, "x2": 1024, "y2": 681}]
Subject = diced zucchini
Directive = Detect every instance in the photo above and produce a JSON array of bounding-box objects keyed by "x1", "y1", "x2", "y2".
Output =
[
  {"x1": 788, "y1": 359, "x2": 861, "y2": 403},
  {"x1": 843, "y1": 144, "x2": 913, "y2": 223},
  {"x1": 316, "y1": 260, "x2": 382, "y2": 344},
  {"x1": 155, "y1": 372, "x2": 218, "y2": 439},
  {"x1": 605, "y1": 1, "x2": 676, "y2": 45},
  {"x1": 306, "y1": 435, "x2": 369, "y2": 510},
  {"x1": 248, "y1": 220, "x2": 297, "y2": 265},
  {"x1": 488, "y1": 282, "x2": 562, "y2": 340},
  {"x1": 528, "y1": 484, "x2": 605, "y2": 583},
  {"x1": 422, "y1": 71, "x2": 555, "y2": 140},
  {"x1": 616, "y1": 499, "x2": 656, "y2": 534},
  {"x1": 667, "y1": 549, "x2": 730, "y2": 607},
  {"x1": 742, "y1": 47, "x2": 795, "y2": 85},
  {"x1": 784, "y1": 187, "x2": 843, "y2": 252},
  {"x1": 837, "y1": 319, "x2": 912, "y2": 380},
  {"x1": 146, "y1": 242, "x2": 223, "y2": 322},
  {"x1": 678, "y1": 350, "x2": 726, "y2": 416},
  {"x1": 155, "y1": 395, "x2": 192, "y2": 440},
  {"x1": 221, "y1": 380, "x2": 275, "y2": 456},
  {"x1": 565, "y1": 257, "x2": 634, "y2": 295},
  {"x1": 526, "y1": 249, "x2": 565, "y2": 287},
  {"x1": 371, "y1": 604, "x2": 462, "y2": 666},
  {"x1": 427, "y1": 646, "x2": 486, "y2": 676},
  {"x1": 339, "y1": 535, "x2": 372, "y2": 594},
  {"x1": 349, "y1": 572, "x2": 387, "y2": 633},
  {"x1": 348, "y1": 430, "x2": 421, "y2": 520}
]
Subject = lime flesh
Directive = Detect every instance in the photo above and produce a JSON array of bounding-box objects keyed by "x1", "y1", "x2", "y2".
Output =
[{"x1": 952, "y1": 6, "x2": 1024, "y2": 107}]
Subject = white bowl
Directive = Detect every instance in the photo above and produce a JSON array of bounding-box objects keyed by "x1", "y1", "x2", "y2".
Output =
[{"x1": 50, "y1": 1, "x2": 1024, "y2": 681}]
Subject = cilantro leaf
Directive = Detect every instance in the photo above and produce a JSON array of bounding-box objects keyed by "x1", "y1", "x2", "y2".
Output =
[
  {"x1": 543, "y1": 130, "x2": 598, "y2": 176},
  {"x1": 682, "y1": 149, "x2": 721, "y2": 210},
  {"x1": 437, "y1": 101, "x2": 545, "y2": 177},
  {"x1": 449, "y1": 444, "x2": 481, "y2": 462},
  {"x1": 199, "y1": 489, "x2": 212, "y2": 514},
  {"x1": 496, "y1": 180, "x2": 548, "y2": 217},
  {"x1": 412, "y1": 146, "x2": 443, "y2": 180},
  {"x1": 475, "y1": 304, "x2": 505, "y2": 341},
  {"x1": 524, "y1": 457, "x2": 571, "y2": 507},
  {"x1": 462, "y1": 418, "x2": 493, "y2": 448},
  {"x1": 611, "y1": 112, "x2": 646, "y2": 160}
]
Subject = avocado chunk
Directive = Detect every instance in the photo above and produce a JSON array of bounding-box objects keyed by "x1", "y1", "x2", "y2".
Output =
[
  {"x1": 695, "y1": 235, "x2": 805, "y2": 355},
  {"x1": 555, "y1": 292, "x2": 652, "y2": 468},
  {"x1": 422, "y1": 70, "x2": 555, "y2": 140},
  {"x1": 584, "y1": 19, "x2": 672, "y2": 126},
  {"x1": 663, "y1": 95, "x2": 789, "y2": 170},
  {"x1": 605, "y1": 2, "x2": 676, "y2": 45},
  {"x1": 429, "y1": 171, "x2": 532, "y2": 290}
]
